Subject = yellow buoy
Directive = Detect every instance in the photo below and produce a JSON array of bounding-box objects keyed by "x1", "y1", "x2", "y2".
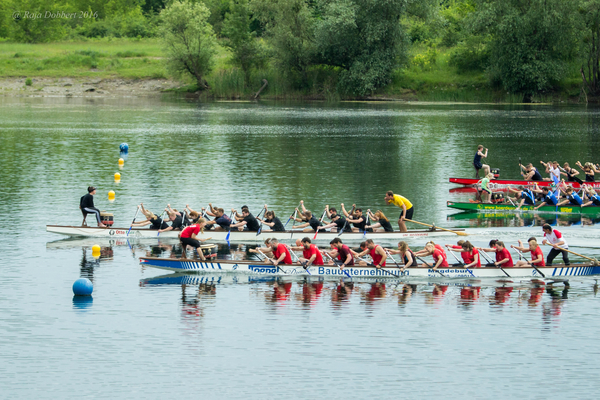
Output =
[
  {"x1": 114, "y1": 172, "x2": 121, "y2": 180},
  {"x1": 118, "y1": 158, "x2": 124, "y2": 165},
  {"x1": 108, "y1": 190, "x2": 115, "y2": 201},
  {"x1": 92, "y1": 244, "x2": 101, "y2": 253}
]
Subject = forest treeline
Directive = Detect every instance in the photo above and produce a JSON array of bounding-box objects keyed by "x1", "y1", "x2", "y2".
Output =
[{"x1": 2, "y1": 0, "x2": 600, "y2": 101}]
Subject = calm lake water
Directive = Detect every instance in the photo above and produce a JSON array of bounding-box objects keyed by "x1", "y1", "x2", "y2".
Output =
[{"x1": 1, "y1": 96, "x2": 600, "y2": 398}]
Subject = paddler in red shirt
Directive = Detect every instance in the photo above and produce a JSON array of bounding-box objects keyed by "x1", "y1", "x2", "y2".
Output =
[
  {"x1": 511, "y1": 237, "x2": 545, "y2": 268},
  {"x1": 355, "y1": 239, "x2": 387, "y2": 269},
  {"x1": 415, "y1": 241, "x2": 448, "y2": 269},
  {"x1": 327, "y1": 238, "x2": 354, "y2": 269},
  {"x1": 479, "y1": 240, "x2": 514, "y2": 267},
  {"x1": 296, "y1": 237, "x2": 324, "y2": 266},
  {"x1": 250, "y1": 238, "x2": 293, "y2": 266},
  {"x1": 179, "y1": 216, "x2": 209, "y2": 260}
]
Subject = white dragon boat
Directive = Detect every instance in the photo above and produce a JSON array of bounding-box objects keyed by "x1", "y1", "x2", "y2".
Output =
[
  {"x1": 139, "y1": 256, "x2": 600, "y2": 279},
  {"x1": 46, "y1": 225, "x2": 465, "y2": 243}
]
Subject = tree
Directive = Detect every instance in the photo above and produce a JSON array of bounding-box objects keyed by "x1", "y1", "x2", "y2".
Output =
[
  {"x1": 9, "y1": 0, "x2": 68, "y2": 43},
  {"x1": 580, "y1": 0, "x2": 600, "y2": 96},
  {"x1": 222, "y1": 0, "x2": 262, "y2": 84},
  {"x1": 252, "y1": 0, "x2": 316, "y2": 87},
  {"x1": 473, "y1": 0, "x2": 578, "y2": 102},
  {"x1": 315, "y1": 0, "x2": 409, "y2": 96},
  {"x1": 160, "y1": 1, "x2": 218, "y2": 90}
]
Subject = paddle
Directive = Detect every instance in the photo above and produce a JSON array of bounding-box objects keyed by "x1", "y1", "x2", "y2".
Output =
[
  {"x1": 543, "y1": 243, "x2": 599, "y2": 265},
  {"x1": 285, "y1": 244, "x2": 311, "y2": 275},
  {"x1": 384, "y1": 249, "x2": 407, "y2": 272},
  {"x1": 337, "y1": 205, "x2": 355, "y2": 237},
  {"x1": 257, "y1": 249, "x2": 285, "y2": 273},
  {"x1": 313, "y1": 209, "x2": 328, "y2": 240},
  {"x1": 513, "y1": 247, "x2": 545, "y2": 278},
  {"x1": 405, "y1": 219, "x2": 468, "y2": 236},
  {"x1": 156, "y1": 209, "x2": 168, "y2": 237},
  {"x1": 323, "y1": 251, "x2": 352, "y2": 279},
  {"x1": 415, "y1": 254, "x2": 446, "y2": 277},
  {"x1": 446, "y1": 248, "x2": 475, "y2": 277},
  {"x1": 127, "y1": 205, "x2": 141, "y2": 237},
  {"x1": 479, "y1": 249, "x2": 511, "y2": 277},
  {"x1": 286, "y1": 203, "x2": 301, "y2": 228},
  {"x1": 256, "y1": 206, "x2": 267, "y2": 236}
]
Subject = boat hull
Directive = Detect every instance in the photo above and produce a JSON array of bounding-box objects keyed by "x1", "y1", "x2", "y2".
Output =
[
  {"x1": 449, "y1": 177, "x2": 599, "y2": 189},
  {"x1": 139, "y1": 257, "x2": 600, "y2": 279},
  {"x1": 46, "y1": 225, "x2": 463, "y2": 243},
  {"x1": 447, "y1": 201, "x2": 600, "y2": 215}
]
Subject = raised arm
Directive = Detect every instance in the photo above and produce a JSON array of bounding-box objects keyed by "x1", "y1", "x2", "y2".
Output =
[
  {"x1": 510, "y1": 240, "x2": 527, "y2": 252},
  {"x1": 300, "y1": 200, "x2": 307, "y2": 214}
]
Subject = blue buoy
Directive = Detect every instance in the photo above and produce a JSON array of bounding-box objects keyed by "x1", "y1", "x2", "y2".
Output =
[
  {"x1": 73, "y1": 278, "x2": 93, "y2": 296},
  {"x1": 119, "y1": 143, "x2": 129, "y2": 153}
]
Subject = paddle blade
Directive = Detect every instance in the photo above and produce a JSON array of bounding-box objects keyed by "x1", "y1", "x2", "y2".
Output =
[{"x1": 456, "y1": 231, "x2": 469, "y2": 236}]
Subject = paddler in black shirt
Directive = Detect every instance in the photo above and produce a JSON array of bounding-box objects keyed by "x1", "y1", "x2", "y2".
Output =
[
  {"x1": 318, "y1": 206, "x2": 352, "y2": 233},
  {"x1": 258, "y1": 206, "x2": 285, "y2": 232},
  {"x1": 293, "y1": 210, "x2": 323, "y2": 232},
  {"x1": 341, "y1": 203, "x2": 371, "y2": 233},
  {"x1": 80, "y1": 186, "x2": 106, "y2": 227},
  {"x1": 230, "y1": 206, "x2": 260, "y2": 231},
  {"x1": 158, "y1": 204, "x2": 184, "y2": 233},
  {"x1": 132, "y1": 203, "x2": 169, "y2": 230},
  {"x1": 520, "y1": 163, "x2": 543, "y2": 181}
]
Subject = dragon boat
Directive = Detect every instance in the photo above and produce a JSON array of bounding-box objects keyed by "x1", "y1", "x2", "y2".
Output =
[
  {"x1": 449, "y1": 177, "x2": 599, "y2": 189},
  {"x1": 46, "y1": 225, "x2": 465, "y2": 243},
  {"x1": 139, "y1": 256, "x2": 600, "y2": 279},
  {"x1": 446, "y1": 201, "x2": 600, "y2": 215}
]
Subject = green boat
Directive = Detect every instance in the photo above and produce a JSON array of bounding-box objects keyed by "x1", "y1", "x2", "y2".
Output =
[{"x1": 446, "y1": 201, "x2": 600, "y2": 215}]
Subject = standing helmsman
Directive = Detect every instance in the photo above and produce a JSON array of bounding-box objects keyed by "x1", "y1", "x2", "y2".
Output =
[
  {"x1": 384, "y1": 191, "x2": 414, "y2": 233},
  {"x1": 542, "y1": 224, "x2": 570, "y2": 266},
  {"x1": 80, "y1": 186, "x2": 106, "y2": 227}
]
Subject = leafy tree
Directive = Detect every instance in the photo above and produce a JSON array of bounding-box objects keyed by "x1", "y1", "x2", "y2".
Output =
[
  {"x1": 315, "y1": 0, "x2": 409, "y2": 96},
  {"x1": 473, "y1": 0, "x2": 578, "y2": 102},
  {"x1": 252, "y1": 0, "x2": 316, "y2": 87},
  {"x1": 580, "y1": 0, "x2": 600, "y2": 96},
  {"x1": 160, "y1": 0, "x2": 218, "y2": 90},
  {"x1": 9, "y1": 0, "x2": 68, "y2": 43},
  {"x1": 222, "y1": 0, "x2": 263, "y2": 84}
]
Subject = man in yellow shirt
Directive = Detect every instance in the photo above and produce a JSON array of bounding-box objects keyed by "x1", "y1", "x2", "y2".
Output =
[{"x1": 384, "y1": 191, "x2": 414, "y2": 232}]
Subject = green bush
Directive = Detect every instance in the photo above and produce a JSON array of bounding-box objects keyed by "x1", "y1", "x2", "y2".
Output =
[
  {"x1": 25, "y1": 78, "x2": 32, "y2": 86},
  {"x1": 449, "y1": 41, "x2": 489, "y2": 73}
]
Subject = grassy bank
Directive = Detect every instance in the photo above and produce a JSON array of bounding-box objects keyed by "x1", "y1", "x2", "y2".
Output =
[{"x1": 0, "y1": 38, "x2": 586, "y2": 103}]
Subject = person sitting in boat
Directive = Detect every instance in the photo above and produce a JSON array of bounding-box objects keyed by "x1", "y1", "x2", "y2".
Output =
[
  {"x1": 417, "y1": 242, "x2": 448, "y2": 270},
  {"x1": 295, "y1": 237, "x2": 324, "y2": 267},
  {"x1": 179, "y1": 217, "x2": 209, "y2": 260},
  {"x1": 80, "y1": 186, "x2": 107, "y2": 228},
  {"x1": 508, "y1": 187, "x2": 537, "y2": 210},
  {"x1": 386, "y1": 241, "x2": 417, "y2": 271},
  {"x1": 326, "y1": 238, "x2": 354, "y2": 269},
  {"x1": 511, "y1": 237, "x2": 545, "y2": 268},
  {"x1": 576, "y1": 161, "x2": 598, "y2": 182},
  {"x1": 354, "y1": 239, "x2": 387, "y2": 269},
  {"x1": 250, "y1": 238, "x2": 293, "y2": 266},
  {"x1": 479, "y1": 240, "x2": 513, "y2": 268},
  {"x1": 230, "y1": 206, "x2": 260, "y2": 232},
  {"x1": 473, "y1": 144, "x2": 490, "y2": 179},
  {"x1": 445, "y1": 240, "x2": 471, "y2": 265},
  {"x1": 158, "y1": 204, "x2": 184, "y2": 233},
  {"x1": 204, "y1": 207, "x2": 232, "y2": 231},
  {"x1": 557, "y1": 186, "x2": 583, "y2": 207},
  {"x1": 520, "y1": 163, "x2": 543, "y2": 181},
  {"x1": 581, "y1": 185, "x2": 600, "y2": 207},
  {"x1": 365, "y1": 210, "x2": 394, "y2": 232},
  {"x1": 184, "y1": 205, "x2": 213, "y2": 230},
  {"x1": 341, "y1": 204, "x2": 370, "y2": 233},
  {"x1": 560, "y1": 162, "x2": 582, "y2": 184},
  {"x1": 478, "y1": 173, "x2": 494, "y2": 203},
  {"x1": 531, "y1": 183, "x2": 559, "y2": 210},
  {"x1": 317, "y1": 207, "x2": 351, "y2": 233},
  {"x1": 293, "y1": 210, "x2": 324, "y2": 232},
  {"x1": 459, "y1": 241, "x2": 481, "y2": 268},
  {"x1": 132, "y1": 203, "x2": 169, "y2": 230},
  {"x1": 542, "y1": 224, "x2": 570, "y2": 266},
  {"x1": 540, "y1": 160, "x2": 561, "y2": 185},
  {"x1": 258, "y1": 207, "x2": 285, "y2": 232}
]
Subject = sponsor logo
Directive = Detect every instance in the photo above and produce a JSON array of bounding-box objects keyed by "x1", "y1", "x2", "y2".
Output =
[
  {"x1": 248, "y1": 266, "x2": 277, "y2": 274},
  {"x1": 109, "y1": 230, "x2": 115, "y2": 235}
]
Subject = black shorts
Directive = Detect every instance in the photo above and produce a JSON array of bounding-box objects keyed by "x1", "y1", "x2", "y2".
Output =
[
  {"x1": 400, "y1": 206, "x2": 414, "y2": 221},
  {"x1": 181, "y1": 237, "x2": 201, "y2": 248},
  {"x1": 483, "y1": 188, "x2": 492, "y2": 195},
  {"x1": 473, "y1": 162, "x2": 483, "y2": 170}
]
